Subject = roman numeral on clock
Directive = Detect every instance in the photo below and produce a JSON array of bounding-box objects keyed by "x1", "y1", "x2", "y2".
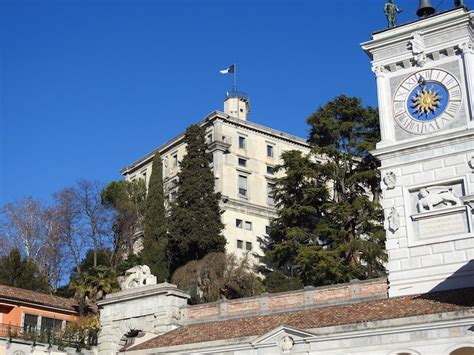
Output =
[
  {"x1": 445, "y1": 102, "x2": 460, "y2": 117},
  {"x1": 450, "y1": 89, "x2": 461, "y2": 99}
]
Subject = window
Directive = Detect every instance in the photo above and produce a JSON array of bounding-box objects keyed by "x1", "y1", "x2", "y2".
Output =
[
  {"x1": 238, "y1": 158, "x2": 247, "y2": 167},
  {"x1": 267, "y1": 183, "x2": 275, "y2": 205},
  {"x1": 238, "y1": 175, "x2": 248, "y2": 197},
  {"x1": 237, "y1": 240, "x2": 243, "y2": 249},
  {"x1": 41, "y1": 317, "x2": 62, "y2": 333},
  {"x1": 239, "y1": 136, "x2": 246, "y2": 149},
  {"x1": 244, "y1": 221, "x2": 252, "y2": 230},
  {"x1": 23, "y1": 314, "x2": 38, "y2": 332},
  {"x1": 236, "y1": 219, "x2": 243, "y2": 228},
  {"x1": 172, "y1": 154, "x2": 178, "y2": 167},
  {"x1": 267, "y1": 145, "x2": 274, "y2": 158},
  {"x1": 206, "y1": 134, "x2": 213, "y2": 143},
  {"x1": 141, "y1": 171, "x2": 147, "y2": 183},
  {"x1": 246, "y1": 242, "x2": 252, "y2": 251},
  {"x1": 266, "y1": 166, "x2": 274, "y2": 175},
  {"x1": 265, "y1": 225, "x2": 271, "y2": 235}
]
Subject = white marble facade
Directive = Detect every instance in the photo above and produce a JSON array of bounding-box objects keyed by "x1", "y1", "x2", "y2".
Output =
[{"x1": 362, "y1": 8, "x2": 474, "y2": 297}]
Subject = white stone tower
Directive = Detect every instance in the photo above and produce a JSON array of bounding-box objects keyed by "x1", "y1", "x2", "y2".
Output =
[
  {"x1": 361, "y1": 8, "x2": 474, "y2": 297},
  {"x1": 223, "y1": 91, "x2": 250, "y2": 120}
]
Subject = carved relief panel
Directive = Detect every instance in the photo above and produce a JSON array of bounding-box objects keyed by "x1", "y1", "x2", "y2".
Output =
[{"x1": 404, "y1": 178, "x2": 472, "y2": 246}]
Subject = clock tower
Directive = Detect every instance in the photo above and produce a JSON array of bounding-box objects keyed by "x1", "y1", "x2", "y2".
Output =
[{"x1": 361, "y1": 7, "x2": 474, "y2": 297}]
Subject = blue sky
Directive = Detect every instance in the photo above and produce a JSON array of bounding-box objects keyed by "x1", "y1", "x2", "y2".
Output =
[{"x1": 0, "y1": 0, "x2": 463, "y2": 205}]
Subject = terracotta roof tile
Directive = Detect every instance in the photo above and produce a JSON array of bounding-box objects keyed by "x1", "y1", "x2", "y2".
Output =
[
  {"x1": 130, "y1": 287, "x2": 474, "y2": 351},
  {"x1": 0, "y1": 284, "x2": 78, "y2": 313}
]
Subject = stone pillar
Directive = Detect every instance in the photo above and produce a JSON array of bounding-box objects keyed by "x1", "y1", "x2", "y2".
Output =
[
  {"x1": 460, "y1": 41, "x2": 474, "y2": 126},
  {"x1": 372, "y1": 65, "x2": 395, "y2": 147},
  {"x1": 97, "y1": 282, "x2": 189, "y2": 355},
  {"x1": 208, "y1": 119, "x2": 229, "y2": 194}
]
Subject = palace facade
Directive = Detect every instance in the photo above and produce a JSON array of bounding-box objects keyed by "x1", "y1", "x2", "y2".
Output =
[{"x1": 121, "y1": 93, "x2": 310, "y2": 260}]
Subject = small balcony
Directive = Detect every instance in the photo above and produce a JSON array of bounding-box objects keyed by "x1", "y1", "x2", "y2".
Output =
[{"x1": 208, "y1": 135, "x2": 232, "y2": 153}]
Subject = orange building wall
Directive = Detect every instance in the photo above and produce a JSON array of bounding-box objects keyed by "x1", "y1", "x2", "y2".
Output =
[{"x1": 0, "y1": 304, "x2": 77, "y2": 327}]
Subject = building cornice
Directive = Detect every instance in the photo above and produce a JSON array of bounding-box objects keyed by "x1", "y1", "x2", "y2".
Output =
[
  {"x1": 120, "y1": 111, "x2": 309, "y2": 176},
  {"x1": 371, "y1": 127, "x2": 474, "y2": 160},
  {"x1": 361, "y1": 8, "x2": 472, "y2": 60},
  {"x1": 221, "y1": 196, "x2": 278, "y2": 219}
]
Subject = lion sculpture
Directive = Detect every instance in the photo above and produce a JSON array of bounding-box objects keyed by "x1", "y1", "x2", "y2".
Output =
[
  {"x1": 118, "y1": 265, "x2": 157, "y2": 290},
  {"x1": 417, "y1": 186, "x2": 462, "y2": 212}
]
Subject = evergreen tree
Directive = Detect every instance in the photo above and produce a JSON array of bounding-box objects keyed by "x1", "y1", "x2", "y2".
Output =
[
  {"x1": 308, "y1": 95, "x2": 386, "y2": 280},
  {"x1": 168, "y1": 124, "x2": 225, "y2": 271},
  {"x1": 101, "y1": 180, "x2": 146, "y2": 266},
  {"x1": 141, "y1": 152, "x2": 169, "y2": 282},
  {"x1": 263, "y1": 151, "x2": 343, "y2": 285},
  {"x1": 264, "y1": 96, "x2": 386, "y2": 286},
  {"x1": 0, "y1": 249, "x2": 49, "y2": 292}
]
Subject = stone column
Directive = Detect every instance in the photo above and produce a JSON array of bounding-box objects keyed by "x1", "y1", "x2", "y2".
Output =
[
  {"x1": 372, "y1": 65, "x2": 395, "y2": 146},
  {"x1": 460, "y1": 42, "x2": 474, "y2": 126}
]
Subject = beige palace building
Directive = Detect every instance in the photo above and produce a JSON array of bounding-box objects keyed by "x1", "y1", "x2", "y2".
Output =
[{"x1": 120, "y1": 93, "x2": 310, "y2": 260}]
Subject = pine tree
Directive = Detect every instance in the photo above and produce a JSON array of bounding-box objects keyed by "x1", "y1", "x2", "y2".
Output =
[
  {"x1": 168, "y1": 124, "x2": 225, "y2": 271},
  {"x1": 142, "y1": 152, "x2": 169, "y2": 282},
  {"x1": 101, "y1": 180, "x2": 146, "y2": 266},
  {"x1": 264, "y1": 96, "x2": 386, "y2": 286}
]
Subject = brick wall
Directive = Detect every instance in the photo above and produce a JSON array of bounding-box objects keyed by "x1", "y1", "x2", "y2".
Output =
[{"x1": 180, "y1": 278, "x2": 387, "y2": 323}]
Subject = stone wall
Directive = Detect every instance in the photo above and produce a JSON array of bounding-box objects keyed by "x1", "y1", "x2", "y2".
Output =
[
  {"x1": 180, "y1": 278, "x2": 387, "y2": 322},
  {"x1": 380, "y1": 139, "x2": 474, "y2": 297},
  {"x1": 97, "y1": 283, "x2": 189, "y2": 355}
]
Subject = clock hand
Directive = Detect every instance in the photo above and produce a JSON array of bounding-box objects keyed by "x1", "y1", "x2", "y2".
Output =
[{"x1": 418, "y1": 76, "x2": 426, "y2": 88}]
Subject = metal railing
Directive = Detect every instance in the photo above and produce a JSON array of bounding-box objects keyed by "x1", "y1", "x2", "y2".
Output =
[{"x1": 0, "y1": 323, "x2": 97, "y2": 350}]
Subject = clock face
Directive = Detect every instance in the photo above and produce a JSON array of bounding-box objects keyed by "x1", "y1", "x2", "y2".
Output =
[{"x1": 392, "y1": 69, "x2": 462, "y2": 135}]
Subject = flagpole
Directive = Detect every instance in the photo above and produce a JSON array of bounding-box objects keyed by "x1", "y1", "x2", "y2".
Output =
[{"x1": 233, "y1": 64, "x2": 237, "y2": 92}]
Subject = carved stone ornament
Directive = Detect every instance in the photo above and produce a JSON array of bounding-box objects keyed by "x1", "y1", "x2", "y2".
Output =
[
  {"x1": 409, "y1": 32, "x2": 426, "y2": 67},
  {"x1": 118, "y1": 265, "x2": 157, "y2": 290},
  {"x1": 383, "y1": 171, "x2": 397, "y2": 189},
  {"x1": 460, "y1": 42, "x2": 474, "y2": 55},
  {"x1": 388, "y1": 207, "x2": 400, "y2": 233},
  {"x1": 371, "y1": 65, "x2": 385, "y2": 77},
  {"x1": 468, "y1": 156, "x2": 474, "y2": 170},
  {"x1": 280, "y1": 336, "x2": 294, "y2": 352},
  {"x1": 417, "y1": 186, "x2": 462, "y2": 212}
]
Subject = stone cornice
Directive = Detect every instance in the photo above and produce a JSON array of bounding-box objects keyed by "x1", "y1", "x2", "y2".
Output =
[
  {"x1": 97, "y1": 283, "x2": 190, "y2": 307},
  {"x1": 361, "y1": 9, "x2": 473, "y2": 73},
  {"x1": 371, "y1": 128, "x2": 474, "y2": 160},
  {"x1": 361, "y1": 8, "x2": 472, "y2": 58},
  {"x1": 121, "y1": 111, "x2": 309, "y2": 176},
  {"x1": 221, "y1": 195, "x2": 277, "y2": 219}
]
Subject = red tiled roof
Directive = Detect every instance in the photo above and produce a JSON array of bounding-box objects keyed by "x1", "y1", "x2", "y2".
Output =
[
  {"x1": 130, "y1": 287, "x2": 474, "y2": 351},
  {"x1": 0, "y1": 284, "x2": 78, "y2": 313}
]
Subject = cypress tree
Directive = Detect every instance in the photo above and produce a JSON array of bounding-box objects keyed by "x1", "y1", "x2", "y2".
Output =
[
  {"x1": 142, "y1": 152, "x2": 169, "y2": 282},
  {"x1": 168, "y1": 124, "x2": 225, "y2": 271}
]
